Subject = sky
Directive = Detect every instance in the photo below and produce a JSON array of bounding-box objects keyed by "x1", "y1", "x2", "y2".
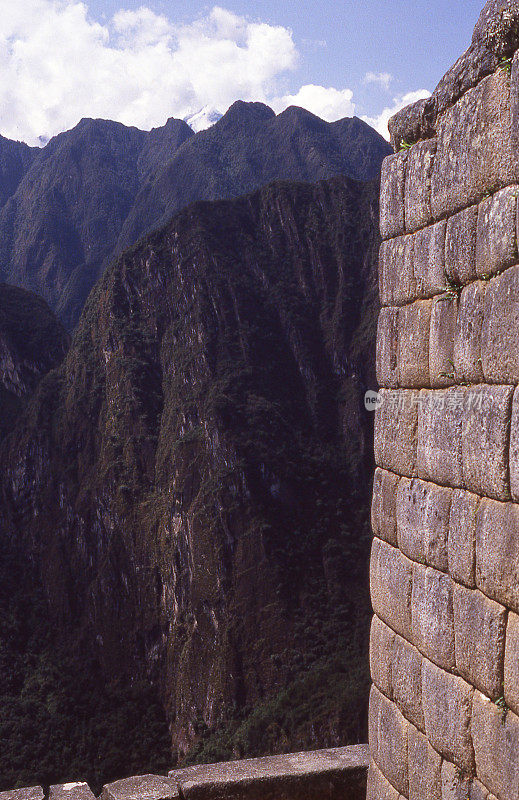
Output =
[{"x1": 0, "y1": 0, "x2": 485, "y2": 146}]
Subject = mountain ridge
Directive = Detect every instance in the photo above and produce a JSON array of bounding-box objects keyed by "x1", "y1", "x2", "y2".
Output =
[{"x1": 0, "y1": 104, "x2": 390, "y2": 329}]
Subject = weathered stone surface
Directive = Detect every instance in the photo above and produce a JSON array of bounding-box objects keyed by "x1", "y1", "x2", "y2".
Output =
[
  {"x1": 366, "y1": 760, "x2": 401, "y2": 800},
  {"x1": 482, "y1": 264, "x2": 519, "y2": 382},
  {"x1": 431, "y1": 70, "x2": 518, "y2": 220},
  {"x1": 412, "y1": 564, "x2": 455, "y2": 670},
  {"x1": 377, "y1": 307, "x2": 400, "y2": 388},
  {"x1": 370, "y1": 614, "x2": 395, "y2": 699},
  {"x1": 49, "y1": 785, "x2": 96, "y2": 800},
  {"x1": 370, "y1": 615, "x2": 424, "y2": 730},
  {"x1": 371, "y1": 468, "x2": 399, "y2": 547},
  {"x1": 453, "y1": 282, "x2": 485, "y2": 384},
  {"x1": 380, "y1": 153, "x2": 407, "y2": 240},
  {"x1": 461, "y1": 385, "x2": 513, "y2": 500},
  {"x1": 453, "y1": 584, "x2": 507, "y2": 699},
  {"x1": 379, "y1": 235, "x2": 416, "y2": 306},
  {"x1": 170, "y1": 746, "x2": 370, "y2": 800},
  {"x1": 510, "y1": 386, "x2": 519, "y2": 500},
  {"x1": 422, "y1": 659, "x2": 475, "y2": 772},
  {"x1": 430, "y1": 296, "x2": 458, "y2": 388},
  {"x1": 370, "y1": 538, "x2": 413, "y2": 642},
  {"x1": 396, "y1": 477, "x2": 451, "y2": 570},
  {"x1": 476, "y1": 497, "x2": 519, "y2": 612},
  {"x1": 417, "y1": 389, "x2": 463, "y2": 486},
  {"x1": 389, "y1": 98, "x2": 436, "y2": 153},
  {"x1": 375, "y1": 389, "x2": 419, "y2": 477},
  {"x1": 405, "y1": 140, "x2": 437, "y2": 232},
  {"x1": 398, "y1": 301, "x2": 432, "y2": 388},
  {"x1": 100, "y1": 776, "x2": 179, "y2": 800},
  {"x1": 413, "y1": 221, "x2": 447, "y2": 299},
  {"x1": 433, "y1": 40, "x2": 500, "y2": 120},
  {"x1": 448, "y1": 489, "x2": 480, "y2": 588},
  {"x1": 441, "y1": 760, "x2": 489, "y2": 800},
  {"x1": 472, "y1": 690, "x2": 519, "y2": 800},
  {"x1": 473, "y1": 0, "x2": 519, "y2": 56},
  {"x1": 369, "y1": 685, "x2": 409, "y2": 797},
  {"x1": 476, "y1": 185, "x2": 518, "y2": 279},
  {"x1": 0, "y1": 790, "x2": 44, "y2": 800},
  {"x1": 408, "y1": 726, "x2": 442, "y2": 800},
  {"x1": 445, "y1": 205, "x2": 478, "y2": 285},
  {"x1": 504, "y1": 612, "x2": 519, "y2": 716}
]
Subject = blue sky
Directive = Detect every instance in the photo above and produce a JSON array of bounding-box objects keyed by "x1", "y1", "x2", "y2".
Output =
[{"x1": 0, "y1": 0, "x2": 485, "y2": 145}]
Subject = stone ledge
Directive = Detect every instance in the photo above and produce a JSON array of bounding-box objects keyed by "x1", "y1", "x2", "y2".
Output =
[
  {"x1": 168, "y1": 746, "x2": 369, "y2": 800},
  {"x1": 0, "y1": 747, "x2": 370, "y2": 800}
]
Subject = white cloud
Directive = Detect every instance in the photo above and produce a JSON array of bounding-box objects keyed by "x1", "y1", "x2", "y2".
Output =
[
  {"x1": 272, "y1": 84, "x2": 355, "y2": 122},
  {"x1": 0, "y1": 1, "x2": 298, "y2": 145},
  {"x1": 0, "y1": 1, "x2": 430, "y2": 146},
  {"x1": 362, "y1": 90, "x2": 432, "y2": 140},
  {"x1": 364, "y1": 71, "x2": 392, "y2": 91}
]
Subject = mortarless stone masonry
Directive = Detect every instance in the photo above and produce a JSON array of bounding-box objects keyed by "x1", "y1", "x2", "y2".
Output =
[{"x1": 369, "y1": 2, "x2": 519, "y2": 798}]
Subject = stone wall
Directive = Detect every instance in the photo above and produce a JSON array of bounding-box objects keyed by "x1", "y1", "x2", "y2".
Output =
[
  {"x1": 0, "y1": 747, "x2": 368, "y2": 800},
  {"x1": 368, "y1": 3, "x2": 519, "y2": 799}
]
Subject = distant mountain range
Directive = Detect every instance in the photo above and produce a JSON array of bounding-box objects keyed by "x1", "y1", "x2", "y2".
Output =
[{"x1": 0, "y1": 104, "x2": 390, "y2": 329}]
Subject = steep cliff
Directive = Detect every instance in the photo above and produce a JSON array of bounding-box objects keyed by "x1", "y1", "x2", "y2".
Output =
[
  {"x1": 0, "y1": 283, "x2": 69, "y2": 440},
  {"x1": 0, "y1": 174, "x2": 380, "y2": 780},
  {"x1": 0, "y1": 106, "x2": 390, "y2": 329}
]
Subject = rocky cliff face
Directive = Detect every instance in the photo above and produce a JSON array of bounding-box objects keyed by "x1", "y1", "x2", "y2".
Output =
[
  {"x1": 0, "y1": 106, "x2": 390, "y2": 329},
  {"x1": 0, "y1": 283, "x2": 69, "y2": 440},
  {"x1": 0, "y1": 174, "x2": 380, "y2": 769}
]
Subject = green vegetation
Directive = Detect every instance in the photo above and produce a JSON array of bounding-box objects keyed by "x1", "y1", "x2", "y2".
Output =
[{"x1": 0, "y1": 543, "x2": 171, "y2": 793}]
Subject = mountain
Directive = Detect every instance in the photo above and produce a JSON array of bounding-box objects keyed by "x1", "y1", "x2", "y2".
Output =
[
  {"x1": 0, "y1": 173, "x2": 380, "y2": 783},
  {"x1": 186, "y1": 106, "x2": 223, "y2": 132},
  {"x1": 0, "y1": 135, "x2": 38, "y2": 210},
  {"x1": 0, "y1": 105, "x2": 390, "y2": 329},
  {"x1": 0, "y1": 283, "x2": 69, "y2": 441}
]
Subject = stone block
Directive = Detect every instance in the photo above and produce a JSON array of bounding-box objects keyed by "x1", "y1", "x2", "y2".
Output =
[
  {"x1": 370, "y1": 538, "x2": 413, "y2": 642},
  {"x1": 429, "y1": 296, "x2": 458, "y2": 388},
  {"x1": 0, "y1": 791, "x2": 44, "y2": 800},
  {"x1": 413, "y1": 221, "x2": 447, "y2": 299},
  {"x1": 171, "y1": 746, "x2": 369, "y2": 800},
  {"x1": 453, "y1": 584, "x2": 507, "y2": 699},
  {"x1": 408, "y1": 726, "x2": 442, "y2": 800},
  {"x1": 366, "y1": 761, "x2": 400, "y2": 800},
  {"x1": 369, "y1": 685, "x2": 409, "y2": 797},
  {"x1": 405, "y1": 140, "x2": 437, "y2": 232},
  {"x1": 370, "y1": 614, "x2": 394, "y2": 699},
  {"x1": 379, "y1": 235, "x2": 416, "y2": 306},
  {"x1": 461, "y1": 385, "x2": 513, "y2": 500},
  {"x1": 476, "y1": 185, "x2": 518, "y2": 279},
  {"x1": 431, "y1": 70, "x2": 519, "y2": 219},
  {"x1": 416, "y1": 389, "x2": 463, "y2": 486},
  {"x1": 510, "y1": 386, "x2": 519, "y2": 500},
  {"x1": 504, "y1": 612, "x2": 519, "y2": 716},
  {"x1": 475, "y1": 497, "x2": 519, "y2": 613},
  {"x1": 370, "y1": 615, "x2": 424, "y2": 730},
  {"x1": 445, "y1": 205, "x2": 478, "y2": 285},
  {"x1": 49, "y1": 787, "x2": 96, "y2": 800},
  {"x1": 396, "y1": 477, "x2": 451, "y2": 570},
  {"x1": 380, "y1": 152, "x2": 407, "y2": 240},
  {"x1": 377, "y1": 307, "x2": 400, "y2": 388},
  {"x1": 448, "y1": 489, "x2": 480, "y2": 588},
  {"x1": 398, "y1": 300, "x2": 432, "y2": 388},
  {"x1": 101, "y1": 776, "x2": 179, "y2": 800},
  {"x1": 412, "y1": 564, "x2": 455, "y2": 670},
  {"x1": 374, "y1": 389, "x2": 419, "y2": 477},
  {"x1": 441, "y1": 761, "x2": 488, "y2": 800},
  {"x1": 472, "y1": 690, "x2": 519, "y2": 800},
  {"x1": 371, "y1": 468, "x2": 399, "y2": 547},
  {"x1": 422, "y1": 659, "x2": 475, "y2": 772},
  {"x1": 453, "y1": 282, "x2": 485, "y2": 383},
  {"x1": 482, "y1": 264, "x2": 519, "y2": 382}
]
